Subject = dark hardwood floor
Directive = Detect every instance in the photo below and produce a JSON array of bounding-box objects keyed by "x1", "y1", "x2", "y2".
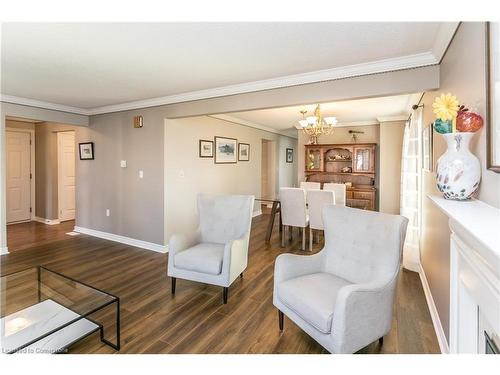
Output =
[
  {"x1": 7, "y1": 220, "x2": 76, "y2": 252},
  {"x1": 1, "y1": 214, "x2": 440, "y2": 354}
]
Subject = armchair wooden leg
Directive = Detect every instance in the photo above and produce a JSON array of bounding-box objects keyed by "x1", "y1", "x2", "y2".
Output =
[
  {"x1": 278, "y1": 310, "x2": 284, "y2": 331},
  {"x1": 223, "y1": 287, "x2": 229, "y2": 304},
  {"x1": 171, "y1": 277, "x2": 176, "y2": 295},
  {"x1": 302, "y1": 227, "x2": 306, "y2": 251},
  {"x1": 309, "y1": 227, "x2": 313, "y2": 251},
  {"x1": 281, "y1": 225, "x2": 285, "y2": 247},
  {"x1": 379, "y1": 337, "x2": 384, "y2": 346},
  {"x1": 240, "y1": 272, "x2": 244, "y2": 279}
]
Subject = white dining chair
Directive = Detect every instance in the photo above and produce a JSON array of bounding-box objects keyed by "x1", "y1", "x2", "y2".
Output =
[
  {"x1": 300, "y1": 181, "x2": 321, "y2": 191},
  {"x1": 307, "y1": 190, "x2": 335, "y2": 251},
  {"x1": 279, "y1": 187, "x2": 308, "y2": 251},
  {"x1": 300, "y1": 181, "x2": 321, "y2": 204},
  {"x1": 323, "y1": 183, "x2": 346, "y2": 206}
]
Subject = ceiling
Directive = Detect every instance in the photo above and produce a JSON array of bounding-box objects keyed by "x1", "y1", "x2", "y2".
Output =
[
  {"x1": 1, "y1": 22, "x2": 457, "y2": 114},
  {"x1": 217, "y1": 93, "x2": 421, "y2": 136}
]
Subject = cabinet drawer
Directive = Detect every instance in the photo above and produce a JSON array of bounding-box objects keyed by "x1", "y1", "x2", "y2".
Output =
[
  {"x1": 353, "y1": 191, "x2": 374, "y2": 200},
  {"x1": 346, "y1": 191, "x2": 354, "y2": 199}
]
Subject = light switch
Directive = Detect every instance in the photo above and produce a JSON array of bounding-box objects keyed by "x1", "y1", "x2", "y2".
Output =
[
  {"x1": 106, "y1": 209, "x2": 110, "y2": 217},
  {"x1": 139, "y1": 170, "x2": 144, "y2": 179},
  {"x1": 120, "y1": 160, "x2": 127, "y2": 168}
]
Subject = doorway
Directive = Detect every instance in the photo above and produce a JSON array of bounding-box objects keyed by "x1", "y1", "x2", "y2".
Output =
[{"x1": 4, "y1": 118, "x2": 79, "y2": 253}]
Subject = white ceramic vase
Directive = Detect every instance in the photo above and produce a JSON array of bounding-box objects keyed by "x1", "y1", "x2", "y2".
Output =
[{"x1": 436, "y1": 132, "x2": 480, "y2": 200}]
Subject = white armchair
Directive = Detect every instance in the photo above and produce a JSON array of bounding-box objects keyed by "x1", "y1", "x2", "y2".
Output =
[
  {"x1": 167, "y1": 194, "x2": 255, "y2": 304},
  {"x1": 273, "y1": 205, "x2": 408, "y2": 353}
]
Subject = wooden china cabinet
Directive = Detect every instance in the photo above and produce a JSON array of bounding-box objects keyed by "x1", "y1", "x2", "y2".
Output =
[{"x1": 305, "y1": 143, "x2": 377, "y2": 210}]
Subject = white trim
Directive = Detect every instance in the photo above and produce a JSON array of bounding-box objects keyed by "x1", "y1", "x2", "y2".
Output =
[
  {"x1": 0, "y1": 246, "x2": 9, "y2": 255},
  {"x1": 1, "y1": 52, "x2": 438, "y2": 116},
  {"x1": 376, "y1": 116, "x2": 408, "y2": 123},
  {"x1": 33, "y1": 216, "x2": 61, "y2": 225},
  {"x1": 294, "y1": 120, "x2": 380, "y2": 130},
  {"x1": 432, "y1": 22, "x2": 460, "y2": 62},
  {"x1": 73, "y1": 226, "x2": 168, "y2": 253},
  {"x1": 210, "y1": 114, "x2": 298, "y2": 139},
  {"x1": 6, "y1": 127, "x2": 36, "y2": 221},
  {"x1": 252, "y1": 209, "x2": 262, "y2": 218},
  {"x1": 418, "y1": 263, "x2": 450, "y2": 353},
  {"x1": 0, "y1": 95, "x2": 90, "y2": 115}
]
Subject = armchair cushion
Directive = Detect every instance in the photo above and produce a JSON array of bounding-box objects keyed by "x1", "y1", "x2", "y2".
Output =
[
  {"x1": 277, "y1": 272, "x2": 352, "y2": 334},
  {"x1": 174, "y1": 243, "x2": 225, "y2": 275}
]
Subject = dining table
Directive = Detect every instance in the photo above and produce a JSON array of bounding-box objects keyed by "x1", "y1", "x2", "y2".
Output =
[{"x1": 255, "y1": 196, "x2": 370, "y2": 244}]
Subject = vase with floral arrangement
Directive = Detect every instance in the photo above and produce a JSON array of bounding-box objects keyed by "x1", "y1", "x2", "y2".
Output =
[{"x1": 432, "y1": 93, "x2": 483, "y2": 200}]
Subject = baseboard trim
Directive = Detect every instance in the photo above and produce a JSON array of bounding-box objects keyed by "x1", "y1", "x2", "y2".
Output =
[
  {"x1": 73, "y1": 226, "x2": 168, "y2": 253},
  {"x1": 34, "y1": 216, "x2": 61, "y2": 225},
  {"x1": 252, "y1": 209, "x2": 262, "y2": 218},
  {"x1": 418, "y1": 264, "x2": 449, "y2": 353},
  {"x1": 0, "y1": 246, "x2": 9, "y2": 255}
]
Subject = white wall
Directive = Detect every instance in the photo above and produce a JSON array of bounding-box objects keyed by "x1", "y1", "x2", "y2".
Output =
[{"x1": 164, "y1": 116, "x2": 297, "y2": 241}]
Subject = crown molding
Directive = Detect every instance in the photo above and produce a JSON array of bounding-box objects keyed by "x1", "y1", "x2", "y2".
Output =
[
  {"x1": 1, "y1": 51, "x2": 441, "y2": 117},
  {"x1": 209, "y1": 114, "x2": 298, "y2": 139},
  {"x1": 432, "y1": 22, "x2": 460, "y2": 63},
  {"x1": 377, "y1": 115, "x2": 408, "y2": 123},
  {"x1": 294, "y1": 120, "x2": 380, "y2": 130},
  {"x1": 87, "y1": 52, "x2": 438, "y2": 115},
  {"x1": 0, "y1": 94, "x2": 91, "y2": 115}
]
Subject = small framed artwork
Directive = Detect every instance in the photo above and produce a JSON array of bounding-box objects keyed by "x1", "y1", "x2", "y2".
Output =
[
  {"x1": 422, "y1": 123, "x2": 433, "y2": 172},
  {"x1": 238, "y1": 143, "x2": 250, "y2": 161},
  {"x1": 214, "y1": 136, "x2": 237, "y2": 164},
  {"x1": 199, "y1": 139, "x2": 213, "y2": 158},
  {"x1": 79, "y1": 142, "x2": 94, "y2": 160},
  {"x1": 286, "y1": 148, "x2": 294, "y2": 163}
]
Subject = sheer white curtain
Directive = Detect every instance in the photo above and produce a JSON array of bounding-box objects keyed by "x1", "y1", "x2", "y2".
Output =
[{"x1": 400, "y1": 107, "x2": 422, "y2": 271}]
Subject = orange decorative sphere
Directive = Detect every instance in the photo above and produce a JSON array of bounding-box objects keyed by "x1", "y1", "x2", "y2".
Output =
[{"x1": 456, "y1": 112, "x2": 483, "y2": 132}]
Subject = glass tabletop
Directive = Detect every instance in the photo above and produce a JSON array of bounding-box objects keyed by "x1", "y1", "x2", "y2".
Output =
[{"x1": 1, "y1": 266, "x2": 119, "y2": 354}]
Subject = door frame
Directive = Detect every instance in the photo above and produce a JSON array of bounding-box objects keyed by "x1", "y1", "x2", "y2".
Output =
[
  {"x1": 5, "y1": 128, "x2": 36, "y2": 223},
  {"x1": 57, "y1": 130, "x2": 76, "y2": 222}
]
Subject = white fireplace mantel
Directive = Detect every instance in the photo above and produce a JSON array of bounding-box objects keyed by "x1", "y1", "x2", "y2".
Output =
[{"x1": 429, "y1": 195, "x2": 500, "y2": 354}]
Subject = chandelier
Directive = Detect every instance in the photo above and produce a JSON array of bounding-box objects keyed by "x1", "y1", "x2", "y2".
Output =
[{"x1": 298, "y1": 104, "x2": 337, "y2": 144}]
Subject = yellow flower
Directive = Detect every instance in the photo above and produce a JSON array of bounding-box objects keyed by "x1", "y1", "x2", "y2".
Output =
[{"x1": 432, "y1": 93, "x2": 459, "y2": 121}]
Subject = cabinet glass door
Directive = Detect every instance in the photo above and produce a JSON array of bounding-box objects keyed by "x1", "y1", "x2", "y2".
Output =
[
  {"x1": 306, "y1": 148, "x2": 323, "y2": 171},
  {"x1": 353, "y1": 147, "x2": 374, "y2": 173}
]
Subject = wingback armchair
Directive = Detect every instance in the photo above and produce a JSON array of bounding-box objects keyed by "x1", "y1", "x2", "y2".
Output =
[
  {"x1": 273, "y1": 205, "x2": 408, "y2": 353},
  {"x1": 168, "y1": 194, "x2": 254, "y2": 304}
]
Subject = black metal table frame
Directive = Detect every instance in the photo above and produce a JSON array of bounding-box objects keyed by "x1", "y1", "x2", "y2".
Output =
[
  {"x1": 256, "y1": 198, "x2": 282, "y2": 244},
  {"x1": 2, "y1": 266, "x2": 121, "y2": 354}
]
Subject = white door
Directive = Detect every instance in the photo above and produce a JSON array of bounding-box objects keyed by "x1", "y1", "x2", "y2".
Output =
[
  {"x1": 57, "y1": 131, "x2": 76, "y2": 222},
  {"x1": 6, "y1": 131, "x2": 32, "y2": 223}
]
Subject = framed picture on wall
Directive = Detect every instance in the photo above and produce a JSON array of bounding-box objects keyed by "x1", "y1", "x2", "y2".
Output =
[
  {"x1": 486, "y1": 22, "x2": 500, "y2": 172},
  {"x1": 286, "y1": 148, "x2": 293, "y2": 163},
  {"x1": 79, "y1": 142, "x2": 94, "y2": 160},
  {"x1": 199, "y1": 139, "x2": 213, "y2": 158},
  {"x1": 238, "y1": 143, "x2": 250, "y2": 161},
  {"x1": 422, "y1": 123, "x2": 433, "y2": 172},
  {"x1": 214, "y1": 136, "x2": 237, "y2": 164}
]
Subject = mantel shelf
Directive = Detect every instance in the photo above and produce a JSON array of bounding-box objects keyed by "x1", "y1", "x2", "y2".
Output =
[{"x1": 428, "y1": 194, "x2": 500, "y2": 262}]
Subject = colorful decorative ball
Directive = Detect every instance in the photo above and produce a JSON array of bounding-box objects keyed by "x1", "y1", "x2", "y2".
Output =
[
  {"x1": 434, "y1": 118, "x2": 452, "y2": 134},
  {"x1": 457, "y1": 111, "x2": 483, "y2": 132}
]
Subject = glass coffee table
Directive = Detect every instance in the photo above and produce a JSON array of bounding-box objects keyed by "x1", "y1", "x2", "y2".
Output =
[{"x1": 1, "y1": 266, "x2": 120, "y2": 354}]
